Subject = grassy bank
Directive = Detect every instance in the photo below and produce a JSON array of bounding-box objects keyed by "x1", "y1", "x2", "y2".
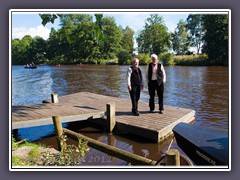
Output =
[
  {"x1": 172, "y1": 54, "x2": 209, "y2": 66},
  {"x1": 12, "y1": 135, "x2": 89, "y2": 166}
]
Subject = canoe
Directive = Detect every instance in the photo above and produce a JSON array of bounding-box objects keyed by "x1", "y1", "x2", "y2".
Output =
[{"x1": 172, "y1": 122, "x2": 229, "y2": 166}]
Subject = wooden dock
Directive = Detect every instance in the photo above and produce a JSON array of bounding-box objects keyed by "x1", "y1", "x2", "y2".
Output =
[{"x1": 12, "y1": 92, "x2": 195, "y2": 142}]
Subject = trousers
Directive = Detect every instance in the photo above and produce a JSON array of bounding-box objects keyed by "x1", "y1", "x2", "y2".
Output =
[
  {"x1": 148, "y1": 80, "x2": 164, "y2": 111},
  {"x1": 129, "y1": 85, "x2": 141, "y2": 113}
]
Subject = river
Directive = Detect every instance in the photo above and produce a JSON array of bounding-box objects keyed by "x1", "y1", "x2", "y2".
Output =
[{"x1": 11, "y1": 64, "x2": 229, "y2": 165}]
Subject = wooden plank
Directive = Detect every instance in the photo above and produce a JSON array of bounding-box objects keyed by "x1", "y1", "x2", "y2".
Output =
[
  {"x1": 12, "y1": 111, "x2": 105, "y2": 129},
  {"x1": 12, "y1": 92, "x2": 195, "y2": 142}
]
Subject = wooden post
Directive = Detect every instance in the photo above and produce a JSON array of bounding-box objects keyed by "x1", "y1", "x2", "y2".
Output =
[
  {"x1": 165, "y1": 149, "x2": 180, "y2": 166},
  {"x1": 106, "y1": 102, "x2": 116, "y2": 133},
  {"x1": 52, "y1": 115, "x2": 63, "y2": 150},
  {"x1": 51, "y1": 92, "x2": 59, "y2": 103},
  {"x1": 63, "y1": 128, "x2": 157, "y2": 165}
]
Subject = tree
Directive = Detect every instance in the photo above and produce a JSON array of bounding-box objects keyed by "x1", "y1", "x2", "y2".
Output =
[
  {"x1": 171, "y1": 20, "x2": 190, "y2": 55},
  {"x1": 121, "y1": 26, "x2": 135, "y2": 55},
  {"x1": 39, "y1": 14, "x2": 104, "y2": 44},
  {"x1": 28, "y1": 36, "x2": 47, "y2": 64},
  {"x1": 12, "y1": 35, "x2": 33, "y2": 65},
  {"x1": 136, "y1": 14, "x2": 171, "y2": 56},
  {"x1": 202, "y1": 14, "x2": 229, "y2": 65},
  {"x1": 187, "y1": 14, "x2": 205, "y2": 54},
  {"x1": 100, "y1": 17, "x2": 123, "y2": 59}
]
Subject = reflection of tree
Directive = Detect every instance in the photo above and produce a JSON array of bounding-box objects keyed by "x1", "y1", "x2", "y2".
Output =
[{"x1": 56, "y1": 65, "x2": 122, "y2": 97}]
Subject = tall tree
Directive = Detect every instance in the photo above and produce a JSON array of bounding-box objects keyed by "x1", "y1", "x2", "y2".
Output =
[
  {"x1": 12, "y1": 35, "x2": 33, "y2": 65},
  {"x1": 100, "y1": 17, "x2": 122, "y2": 59},
  {"x1": 28, "y1": 36, "x2": 47, "y2": 64},
  {"x1": 121, "y1": 26, "x2": 135, "y2": 55},
  {"x1": 136, "y1": 14, "x2": 171, "y2": 55},
  {"x1": 187, "y1": 14, "x2": 205, "y2": 54},
  {"x1": 171, "y1": 20, "x2": 190, "y2": 55},
  {"x1": 202, "y1": 14, "x2": 229, "y2": 65}
]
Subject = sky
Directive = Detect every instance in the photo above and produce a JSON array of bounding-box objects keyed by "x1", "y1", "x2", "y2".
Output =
[{"x1": 11, "y1": 10, "x2": 191, "y2": 41}]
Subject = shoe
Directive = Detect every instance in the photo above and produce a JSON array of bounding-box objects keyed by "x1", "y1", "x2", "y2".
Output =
[
  {"x1": 149, "y1": 110, "x2": 154, "y2": 113},
  {"x1": 159, "y1": 110, "x2": 163, "y2": 114},
  {"x1": 132, "y1": 111, "x2": 140, "y2": 116}
]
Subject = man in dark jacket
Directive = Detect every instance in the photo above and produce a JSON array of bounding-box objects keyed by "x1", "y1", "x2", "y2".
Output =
[
  {"x1": 146, "y1": 54, "x2": 166, "y2": 114},
  {"x1": 126, "y1": 58, "x2": 144, "y2": 116}
]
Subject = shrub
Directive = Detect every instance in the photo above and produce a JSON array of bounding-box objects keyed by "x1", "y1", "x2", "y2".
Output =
[
  {"x1": 173, "y1": 54, "x2": 209, "y2": 66},
  {"x1": 117, "y1": 50, "x2": 131, "y2": 65},
  {"x1": 159, "y1": 52, "x2": 174, "y2": 65},
  {"x1": 136, "y1": 53, "x2": 151, "y2": 65}
]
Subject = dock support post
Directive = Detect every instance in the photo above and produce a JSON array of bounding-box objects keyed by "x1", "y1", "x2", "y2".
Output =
[
  {"x1": 51, "y1": 92, "x2": 59, "y2": 103},
  {"x1": 165, "y1": 149, "x2": 180, "y2": 166},
  {"x1": 106, "y1": 102, "x2": 116, "y2": 133},
  {"x1": 52, "y1": 115, "x2": 63, "y2": 150}
]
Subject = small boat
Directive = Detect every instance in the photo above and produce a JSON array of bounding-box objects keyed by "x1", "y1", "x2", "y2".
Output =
[
  {"x1": 24, "y1": 65, "x2": 37, "y2": 69},
  {"x1": 172, "y1": 122, "x2": 229, "y2": 166}
]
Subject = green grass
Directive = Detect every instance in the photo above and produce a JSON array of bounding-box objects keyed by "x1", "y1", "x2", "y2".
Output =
[{"x1": 12, "y1": 134, "x2": 89, "y2": 166}]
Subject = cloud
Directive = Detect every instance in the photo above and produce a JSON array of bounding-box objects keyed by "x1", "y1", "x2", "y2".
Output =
[{"x1": 12, "y1": 25, "x2": 50, "y2": 40}]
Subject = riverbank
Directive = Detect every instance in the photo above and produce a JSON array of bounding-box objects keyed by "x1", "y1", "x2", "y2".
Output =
[
  {"x1": 13, "y1": 54, "x2": 225, "y2": 66},
  {"x1": 12, "y1": 137, "x2": 59, "y2": 166}
]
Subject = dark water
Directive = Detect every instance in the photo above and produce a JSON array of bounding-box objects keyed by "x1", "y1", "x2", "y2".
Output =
[{"x1": 11, "y1": 64, "x2": 229, "y2": 165}]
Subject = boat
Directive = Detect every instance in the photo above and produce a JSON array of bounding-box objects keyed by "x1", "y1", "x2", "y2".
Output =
[
  {"x1": 24, "y1": 65, "x2": 37, "y2": 69},
  {"x1": 172, "y1": 122, "x2": 229, "y2": 166}
]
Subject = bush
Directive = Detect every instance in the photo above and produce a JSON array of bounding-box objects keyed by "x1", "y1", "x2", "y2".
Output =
[
  {"x1": 173, "y1": 54, "x2": 209, "y2": 66},
  {"x1": 136, "y1": 53, "x2": 151, "y2": 65},
  {"x1": 117, "y1": 50, "x2": 131, "y2": 65},
  {"x1": 159, "y1": 52, "x2": 174, "y2": 65}
]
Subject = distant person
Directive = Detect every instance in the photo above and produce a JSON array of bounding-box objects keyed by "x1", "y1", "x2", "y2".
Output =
[
  {"x1": 146, "y1": 54, "x2": 166, "y2": 114},
  {"x1": 126, "y1": 58, "x2": 144, "y2": 116}
]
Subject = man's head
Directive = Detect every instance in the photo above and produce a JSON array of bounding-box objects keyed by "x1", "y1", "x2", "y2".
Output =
[
  {"x1": 132, "y1": 58, "x2": 139, "y2": 68},
  {"x1": 151, "y1": 54, "x2": 158, "y2": 64}
]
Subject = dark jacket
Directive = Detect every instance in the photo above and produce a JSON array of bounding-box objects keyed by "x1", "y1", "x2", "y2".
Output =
[
  {"x1": 130, "y1": 66, "x2": 142, "y2": 86},
  {"x1": 148, "y1": 62, "x2": 163, "y2": 86}
]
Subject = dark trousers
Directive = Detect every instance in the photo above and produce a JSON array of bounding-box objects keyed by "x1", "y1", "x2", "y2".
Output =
[
  {"x1": 148, "y1": 80, "x2": 164, "y2": 111},
  {"x1": 129, "y1": 85, "x2": 141, "y2": 113}
]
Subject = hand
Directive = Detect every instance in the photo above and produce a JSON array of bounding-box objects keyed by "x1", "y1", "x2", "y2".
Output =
[
  {"x1": 128, "y1": 85, "x2": 132, "y2": 91},
  {"x1": 141, "y1": 85, "x2": 144, "y2": 90}
]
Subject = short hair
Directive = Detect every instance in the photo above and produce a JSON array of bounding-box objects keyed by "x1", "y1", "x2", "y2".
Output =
[
  {"x1": 132, "y1": 58, "x2": 139, "y2": 62},
  {"x1": 151, "y1": 54, "x2": 158, "y2": 59}
]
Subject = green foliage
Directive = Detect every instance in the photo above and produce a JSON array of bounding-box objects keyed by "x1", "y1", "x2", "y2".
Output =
[
  {"x1": 12, "y1": 13, "x2": 228, "y2": 66},
  {"x1": 12, "y1": 135, "x2": 18, "y2": 151},
  {"x1": 121, "y1": 26, "x2": 135, "y2": 55},
  {"x1": 171, "y1": 20, "x2": 191, "y2": 55},
  {"x1": 173, "y1": 54, "x2": 208, "y2": 66},
  {"x1": 100, "y1": 17, "x2": 123, "y2": 60},
  {"x1": 12, "y1": 134, "x2": 89, "y2": 166},
  {"x1": 136, "y1": 53, "x2": 151, "y2": 65},
  {"x1": 136, "y1": 14, "x2": 171, "y2": 55},
  {"x1": 117, "y1": 49, "x2": 131, "y2": 65},
  {"x1": 39, "y1": 14, "x2": 58, "y2": 26},
  {"x1": 202, "y1": 14, "x2": 229, "y2": 66},
  {"x1": 159, "y1": 52, "x2": 174, "y2": 65},
  {"x1": 187, "y1": 14, "x2": 205, "y2": 54},
  {"x1": 45, "y1": 134, "x2": 89, "y2": 166}
]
